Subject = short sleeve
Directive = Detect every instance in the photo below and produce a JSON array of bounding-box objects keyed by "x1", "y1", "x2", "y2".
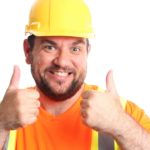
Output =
[{"x1": 125, "y1": 101, "x2": 150, "y2": 132}]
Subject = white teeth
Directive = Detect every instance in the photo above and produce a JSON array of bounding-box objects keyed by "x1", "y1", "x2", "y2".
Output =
[{"x1": 54, "y1": 71, "x2": 68, "y2": 77}]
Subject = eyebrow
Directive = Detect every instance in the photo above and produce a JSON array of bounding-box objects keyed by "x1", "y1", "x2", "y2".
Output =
[
  {"x1": 40, "y1": 40, "x2": 57, "y2": 46},
  {"x1": 40, "y1": 39, "x2": 86, "y2": 46},
  {"x1": 72, "y1": 39, "x2": 86, "y2": 45}
]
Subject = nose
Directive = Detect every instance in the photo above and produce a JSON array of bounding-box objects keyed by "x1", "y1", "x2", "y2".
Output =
[{"x1": 53, "y1": 50, "x2": 70, "y2": 67}]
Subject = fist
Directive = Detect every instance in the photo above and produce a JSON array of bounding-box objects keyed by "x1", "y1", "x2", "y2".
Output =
[
  {"x1": 80, "y1": 70, "x2": 124, "y2": 133},
  {"x1": 0, "y1": 66, "x2": 40, "y2": 130}
]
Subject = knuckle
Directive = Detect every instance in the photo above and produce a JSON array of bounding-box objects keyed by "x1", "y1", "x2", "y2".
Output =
[
  {"x1": 82, "y1": 116, "x2": 90, "y2": 126},
  {"x1": 30, "y1": 90, "x2": 40, "y2": 98},
  {"x1": 82, "y1": 90, "x2": 96, "y2": 99},
  {"x1": 80, "y1": 108, "x2": 88, "y2": 119},
  {"x1": 27, "y1": 117, "x2": 37, "y2": 125},
  {"x1": 35, "y1": 91, "x2": 40, "y2": 98},
  {"x1": 32, "y1": 100, "x2": 40, "y2": 108},
  {"x1": 34, "y1": 109, "x2": 39, "y2": 116},
  {"x1": 36, "y1": 101, "x2": 41, "y2": 107},
  {"x1": 19, "y1": 116, "x2": 37, "y2": 126},
  {"x1": 80, "y1": 100, "x2": 89, "y2": 109}
]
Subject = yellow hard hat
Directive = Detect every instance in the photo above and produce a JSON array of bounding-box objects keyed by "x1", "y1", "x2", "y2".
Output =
[{"x1": 25, "y1": 0, "x2": 94, "y2": 38}]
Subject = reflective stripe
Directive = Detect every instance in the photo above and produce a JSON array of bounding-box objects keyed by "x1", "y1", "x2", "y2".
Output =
[
  {"x1": 91, "y1": 131, "x2": 114, "y2": 150},
  {"x1": 120, "y1": 97, "x2": 126, "y2": 109},
  {"x1": 7, "y1": 130, "x2": 17, "y2": 150},
  {"x1": 97, "y1": 87, "x2": 105, "y2": 93},
  {"x1": 114, "y1": 141, "x2": 121, "y2": 150},
  {"x1": 99, "y1": 133, "x2": 114, "y2": 150},
  {"x1": 91, "y1": 130, "x2": 99, "y2": 150}
]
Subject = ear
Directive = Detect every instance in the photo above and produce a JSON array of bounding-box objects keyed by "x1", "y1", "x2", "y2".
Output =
[
  {"x1": 87, "y1": 44, "x2": 91, "y2": 54},
  {"x1": 23, "y1": 39, "x2": 32, "y2": 64}
]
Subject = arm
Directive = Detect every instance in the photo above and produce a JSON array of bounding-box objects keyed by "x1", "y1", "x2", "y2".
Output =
[
  {"x1": 112, "y1": 111, "x2": 150, "y2": 149},
  {"x1": 81, "y1": 70, "x2": 150, "y2": 150}
]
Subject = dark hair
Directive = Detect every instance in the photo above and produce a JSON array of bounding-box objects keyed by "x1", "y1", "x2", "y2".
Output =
[
  {"x1": 27, "y1": 34, "x2": 35, "y2": 50},
  {"x1": 27, "y1": 34, "x2": 89, "y2": 50}
]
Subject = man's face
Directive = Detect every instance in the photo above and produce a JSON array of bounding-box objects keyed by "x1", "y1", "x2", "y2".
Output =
[{"x1": 25, "y1": 36, "x2": 90, "y2": 101}]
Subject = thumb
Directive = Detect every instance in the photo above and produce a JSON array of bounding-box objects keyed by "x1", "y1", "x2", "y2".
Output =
[
  {"x1": 106, "y1": 70, "x2": 117, "y2": 95},
  {"x1": 8, "y1": 65, "x2": 20, "y2": 90}
]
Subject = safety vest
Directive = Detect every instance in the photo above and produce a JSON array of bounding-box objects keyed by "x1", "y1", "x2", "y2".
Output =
[{"x1": 3, "y1": 87, "x2": 126, "y2": 150}]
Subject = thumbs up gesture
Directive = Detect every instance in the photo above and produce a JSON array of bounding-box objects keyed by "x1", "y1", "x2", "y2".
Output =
[
  {"x1": 81, "y1": 70, "x2": 125, "y2": 133},
  {"x1": 0, "y1": 66, "x2": 40, "y2": 131}
]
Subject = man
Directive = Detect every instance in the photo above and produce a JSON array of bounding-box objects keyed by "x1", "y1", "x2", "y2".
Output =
[{"x1": 0, "y1": 0, "x2": 150, "y2": 149}]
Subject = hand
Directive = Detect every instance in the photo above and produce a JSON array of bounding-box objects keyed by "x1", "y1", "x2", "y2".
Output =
[
  {"x1": 0, "y1": 66, "x2": 40, "y2": 130},
  {"x1": 80, "y1": 70, "x2": 125, "y2": 134}
]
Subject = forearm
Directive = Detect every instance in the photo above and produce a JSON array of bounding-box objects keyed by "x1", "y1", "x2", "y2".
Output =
[
  {"x1": 0, "y1": 107, "x2": 9, "y2": 149},
  {"x1": 113, "y1": 113, "x2": 150, "y2": 150},
  {"x1": 0, "y1": 129, "x2": 9, "y2": 149},
  {"x1": 0, "y1": 104, "x2": 9, "y2": 149}
]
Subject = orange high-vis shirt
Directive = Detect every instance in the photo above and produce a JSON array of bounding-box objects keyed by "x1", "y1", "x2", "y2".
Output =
[
  {"x1": 16, "y1": 84, "x2": 97, "y2": 150},
  {"x1": 15, "y1": 84, "x2": 150, "y2": 150},
  {"x1": 16, "y1": 105, "x2": 91, "y2": 150}
]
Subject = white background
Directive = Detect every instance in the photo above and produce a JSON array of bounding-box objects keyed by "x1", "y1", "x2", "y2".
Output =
[{"x1": 0, "y1": 0, "x2": 150, "y2": 115}]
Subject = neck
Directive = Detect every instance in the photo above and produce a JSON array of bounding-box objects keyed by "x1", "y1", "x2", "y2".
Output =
[{"x1": 38, "y1": 84, "x2": 84, "y2": 116}]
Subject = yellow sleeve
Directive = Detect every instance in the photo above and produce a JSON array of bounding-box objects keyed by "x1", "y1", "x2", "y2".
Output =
[{"x1": 125, "y1": 101, "x2": 150, "y2": 132}]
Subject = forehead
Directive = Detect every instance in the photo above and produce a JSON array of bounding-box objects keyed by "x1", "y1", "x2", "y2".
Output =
[{"x1": 35, "y1": 36, "x2": 87, "y2": 45}]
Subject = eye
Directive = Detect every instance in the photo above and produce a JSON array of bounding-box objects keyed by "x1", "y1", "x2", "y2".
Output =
[
  {"x1": 42, "y1": 44, "x2": 56, "y2": 51},
  {"x1": 71, "y1": 47, "x2": 81, "y2": 53}
]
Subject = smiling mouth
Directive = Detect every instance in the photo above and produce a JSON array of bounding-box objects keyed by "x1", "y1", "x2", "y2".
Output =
[{"x1": 50, "y1": 70, "x2": 73, "y2": 77}]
